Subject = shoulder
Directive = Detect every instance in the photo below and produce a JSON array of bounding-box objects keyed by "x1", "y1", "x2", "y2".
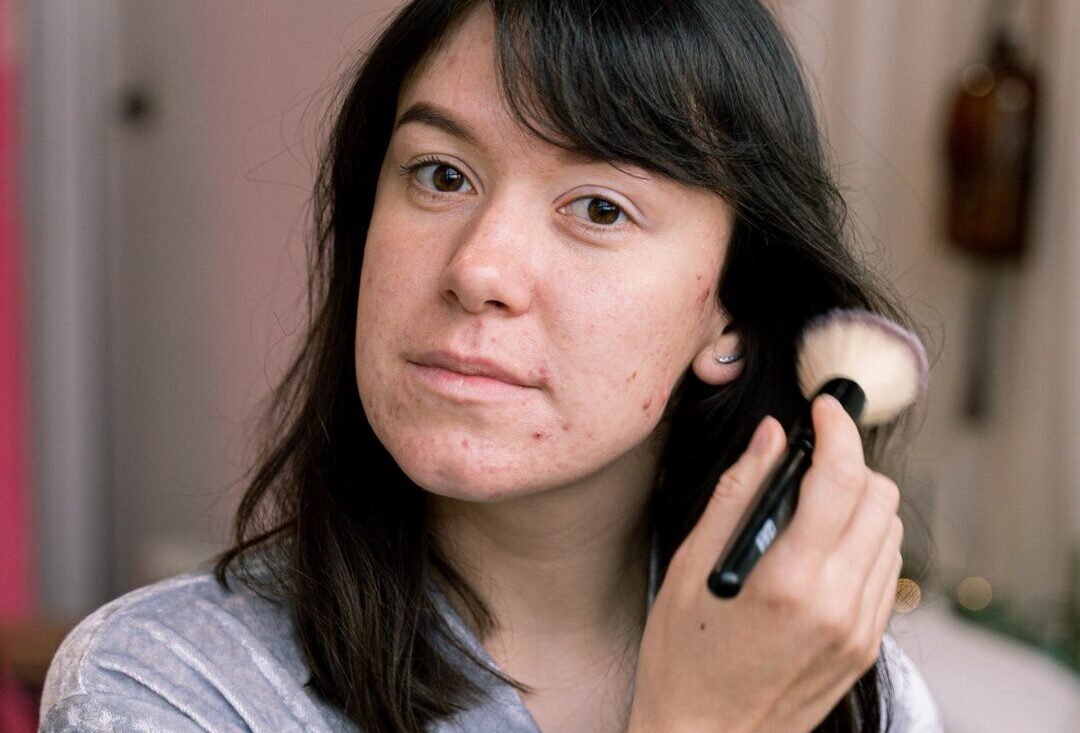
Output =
[
  {"x1": 879, "y1": 634, "x2": 944, "y2": 732},
  {"x1": 39, "y1": 561, "x2": 359, "y2": 733}
]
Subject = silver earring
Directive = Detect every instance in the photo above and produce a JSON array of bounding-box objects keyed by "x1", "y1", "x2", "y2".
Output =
[{"x1": 714, "y1": 350, "x2": 744, "y2": 364}]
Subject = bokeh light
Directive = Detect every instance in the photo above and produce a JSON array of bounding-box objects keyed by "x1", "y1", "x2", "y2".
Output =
[
  {"x1": 957, "y1": 576, "x2": 993, "y2": 611},
  {"x1": 894, "y1": 578, "x2": 922, "y2": 613}
]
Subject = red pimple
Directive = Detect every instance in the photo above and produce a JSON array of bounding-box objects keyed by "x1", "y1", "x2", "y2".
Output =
[
  {"x1": 642, "y1": 397, "x2": 653, "y2": 411},
  {"x1": 460, "y1": 438, "x2": 470, "y2": 449},
  {"x1": 698, "y1": 287, "x2": 710, "y2": 304},
  {"x1": 561, "y1": 422, "x2": 572, "y2": 432},
  {"x1": 532, "y1": 431, "x2": 545, "y2": 440}
]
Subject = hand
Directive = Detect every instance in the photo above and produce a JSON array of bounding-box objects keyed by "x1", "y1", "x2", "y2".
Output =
[{"x1": 627, "y1": 395, "x2": 903, "y2": 733}]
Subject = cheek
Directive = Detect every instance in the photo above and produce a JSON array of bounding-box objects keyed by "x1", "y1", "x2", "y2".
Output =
[
  {"x1": 355, "y1": 222, "x2": 418, "y2": 417},
  {"x1": 558, "y1": 278, "x2": 703, "y2": 424},
  {"x1": 697, "y1": 282, "x2": 712, "y2": 308},
  {"x1": 355, "y1": 206, "x2": 436, "y2": 363},
  {"x1": 359, "y1": 230, "x2": 419, "y2": 306}
]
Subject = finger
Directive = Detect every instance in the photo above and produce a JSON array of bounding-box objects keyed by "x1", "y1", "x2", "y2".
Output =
[
  {"x1": 786, "y1": 394, "x2": 868, "y2": 557},
  {"x1": 832, "y1": 472, "x2": 900, "y2": 583},
  {"x1": 871, "y1": 550, "x2": 904, "y2": 643},
  {"x1": 683, "y1": 415, "x2": 786, "y2": 569},
  {"x1": 864, "y1": 518, "x2": 903, "y2": 642}
]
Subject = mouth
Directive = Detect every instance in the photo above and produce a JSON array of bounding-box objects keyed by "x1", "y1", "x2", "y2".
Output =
[
  {"x1": 412, "y1": 350, "x2": 535, "y2": 386},
  {"x1": 407, "y1": 350, "x2": 539, "y2": 400}
]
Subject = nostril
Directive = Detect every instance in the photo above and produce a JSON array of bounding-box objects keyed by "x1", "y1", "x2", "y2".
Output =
[{"x1": 440, "y1": 288, "x2": 508, "y2": 313}]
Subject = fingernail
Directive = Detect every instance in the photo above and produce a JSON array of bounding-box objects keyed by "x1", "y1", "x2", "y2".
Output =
[
  {"x1": 749, "y1": 417, "x2": 772, "y2": 454},
  {"x1": 818, "y1": 394, "x2": 842, "y2": 411}
]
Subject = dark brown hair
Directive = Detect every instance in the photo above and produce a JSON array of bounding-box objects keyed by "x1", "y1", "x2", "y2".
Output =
[{"x1": 215, "y1": 1, "x2": 923, "y2": 730}]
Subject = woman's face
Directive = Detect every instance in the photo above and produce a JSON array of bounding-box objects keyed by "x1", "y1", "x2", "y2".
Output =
[{"x1": 355, "y1": 4, "x2": 738, "y2": 501}]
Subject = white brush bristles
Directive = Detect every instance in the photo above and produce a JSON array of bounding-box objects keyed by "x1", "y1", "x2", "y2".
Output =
[{"x1": 797, "y1": 310, "x2": 928, "y2": 426}]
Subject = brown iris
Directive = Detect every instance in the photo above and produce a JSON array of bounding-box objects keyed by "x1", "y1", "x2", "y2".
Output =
[
  {"x1": 432, "y1": 164, "x2": 465, "y2": 192},
  {"x1": 587, "y1": 198, "x2": 621, "y2": 224}
]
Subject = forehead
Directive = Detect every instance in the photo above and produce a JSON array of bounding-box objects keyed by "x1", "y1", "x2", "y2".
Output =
[{"x1": 399, "y1": 5, "x2": 505, "y2": 124}]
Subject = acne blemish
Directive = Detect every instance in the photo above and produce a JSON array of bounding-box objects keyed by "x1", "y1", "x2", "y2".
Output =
[
  {"x1": 642, "y1": 397, "x2": 653, "y2": 411},
  {"x1": 697, "y1": 287, "x2": 711, "y2": 304},
  {"x1": 700, "y1": 622, "x2": 706, "y2": 631},
  {"x1": 628, "y1": 370, "x2": 638, "y2": 383},
  {"x1": 696, "y1": 273, "x2": 702, "y2": 281},
  {"x1": 532, "y1": 431, "x2": 545, "y2": 440},
  {"x1": 460, "y1": 439, "x2": 470, "y2": 449},
  {"x1": 561, "y1": 422, "x2": 572, "y2": 432}
]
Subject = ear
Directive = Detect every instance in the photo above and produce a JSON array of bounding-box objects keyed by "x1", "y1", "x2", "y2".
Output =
[{"x1": 691, "y1": 322, "x2": 744, "y2": 385}]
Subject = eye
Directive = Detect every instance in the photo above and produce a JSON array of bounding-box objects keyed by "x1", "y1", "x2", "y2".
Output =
[
  {"x1": 399, "y1": 157, "x2": 474, "y2": 194},
  {"x1": 566, "y1": 196, "x2": 629, "y2": 227}
]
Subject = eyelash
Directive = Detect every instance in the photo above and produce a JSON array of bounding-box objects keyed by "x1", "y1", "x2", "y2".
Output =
[
  {"x1": 398, "y1": 155, "x2": 471, "y2": 198},
  {"x1": 397, "y1": 156, "x2": 632, "y2": 235},
  {"x1": 565, "y1": 198, "x2": 630, "y2": 235}
]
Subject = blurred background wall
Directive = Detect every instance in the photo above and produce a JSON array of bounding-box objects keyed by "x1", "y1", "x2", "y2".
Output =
[
  {"x1": 23, "y1": 0, "x2": 401, "y2": 612},
  {"x1": 5, "y1": 0, "x2": 1080, "y2": 731}
]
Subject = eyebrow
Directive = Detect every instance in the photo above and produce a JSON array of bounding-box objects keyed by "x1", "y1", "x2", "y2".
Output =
[
  {"x1": 393, "y1": 101, "x2": 606, "y2": 167},
  {"x1": 394, "y1": 102, "x2": 481, "y2": 148}
]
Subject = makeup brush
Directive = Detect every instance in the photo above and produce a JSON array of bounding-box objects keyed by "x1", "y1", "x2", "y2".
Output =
[{"x1": 707, "y1": 308, "x2": 929, "y2": 599}]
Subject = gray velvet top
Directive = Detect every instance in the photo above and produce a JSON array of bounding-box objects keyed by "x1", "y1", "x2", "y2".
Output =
[{"x1": 39, "y1": 550, "x2": 942, "y2": 732}]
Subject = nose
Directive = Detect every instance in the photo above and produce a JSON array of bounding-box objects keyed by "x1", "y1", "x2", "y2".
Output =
[{"x1": 438, "y1": 193, "x2": 535, "y2": 315}]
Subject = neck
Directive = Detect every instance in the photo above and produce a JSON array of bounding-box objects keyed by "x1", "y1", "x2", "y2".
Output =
[{"x1": 429, "y1": 449, "x2": 656, "y2": 657}]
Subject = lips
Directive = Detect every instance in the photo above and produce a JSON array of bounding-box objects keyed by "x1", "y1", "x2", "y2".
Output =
[{"x1": 411, "y1": 350, "x2": 536, "y2": 388}]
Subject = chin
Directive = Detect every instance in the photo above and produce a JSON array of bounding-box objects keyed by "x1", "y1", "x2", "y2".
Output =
[
  {"x1": 385, "y1": 432, "x2": 558, "y2": 504},
  {"x1": 399, "y1": 456, "x2": 531, "y2": 503}
]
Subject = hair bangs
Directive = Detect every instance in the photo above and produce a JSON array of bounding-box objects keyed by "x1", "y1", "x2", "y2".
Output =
[{"x1": 488, "y1": 0, "x2": 746, "y2": 194}]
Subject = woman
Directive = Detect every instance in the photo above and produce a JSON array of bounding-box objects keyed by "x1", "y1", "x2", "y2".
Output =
[{"x1": 39, "y1": 1, "x2": 941, "y2": 731}]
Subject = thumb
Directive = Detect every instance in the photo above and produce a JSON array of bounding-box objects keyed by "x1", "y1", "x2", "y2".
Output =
[{"x1": 683, "y1": 416, "x2": 787, "y2": 570}]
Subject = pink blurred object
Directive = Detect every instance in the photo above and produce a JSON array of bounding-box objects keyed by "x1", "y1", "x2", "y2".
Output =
[
  {"x1": 0, "y1": 664, "x2": 37, "y2": 733},
  {"x1": 1, "y1": 0, "x2": 36, "y2": 621}
]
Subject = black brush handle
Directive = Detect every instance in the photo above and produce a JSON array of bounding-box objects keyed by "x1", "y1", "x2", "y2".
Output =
[{"x1": 707, "y1": 378, "x2": 865, "y2": 599}]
